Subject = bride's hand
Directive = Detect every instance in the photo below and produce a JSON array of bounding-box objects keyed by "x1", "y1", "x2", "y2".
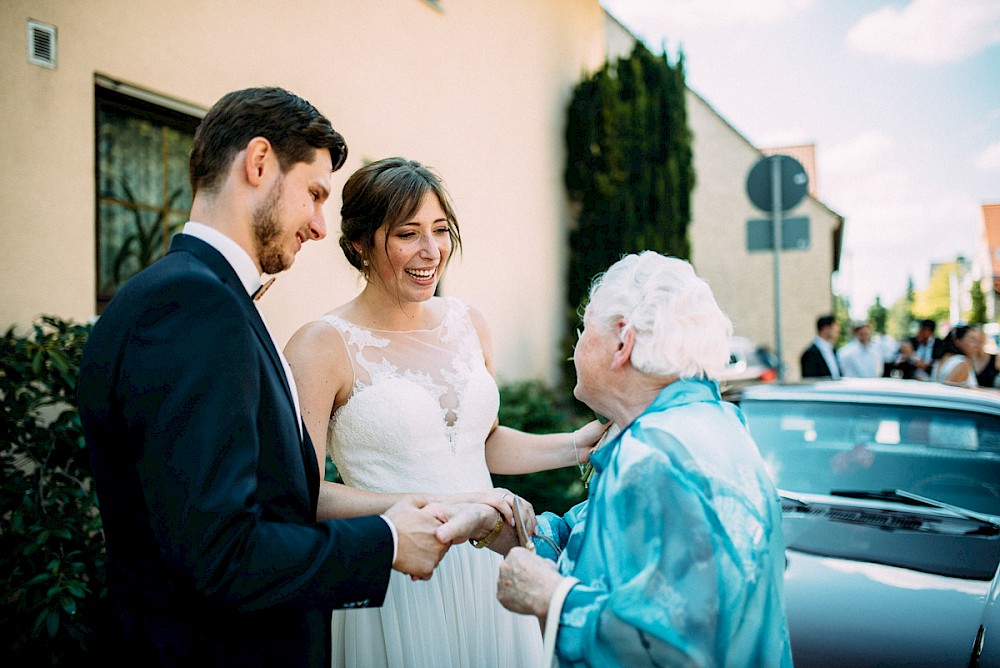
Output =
[
  {"x1": 439, "y1": 488, "x2": 519, "y2": 526},
  {"x1": 573, "y1": 420, "x2": 613, "y2": 464}
]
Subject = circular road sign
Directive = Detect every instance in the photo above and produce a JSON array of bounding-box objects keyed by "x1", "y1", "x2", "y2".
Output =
[{"x1": 746, "y1": 154, "x2": 809, "y2": 213}]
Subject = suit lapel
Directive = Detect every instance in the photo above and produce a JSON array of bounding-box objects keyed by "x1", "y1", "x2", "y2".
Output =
[
  {"x1": 238, "y1": 303, "x2": 321, "y2": 504},
  {"x1": 167, "y1": 234, "x2": 302, "y2": 440}
]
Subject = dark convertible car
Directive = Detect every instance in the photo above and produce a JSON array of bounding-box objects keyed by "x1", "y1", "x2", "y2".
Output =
[{"x1": 738, "y1": 379, "x2": 1000, "y2": 667}]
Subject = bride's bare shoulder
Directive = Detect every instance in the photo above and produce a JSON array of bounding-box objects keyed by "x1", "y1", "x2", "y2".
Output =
[{"x1": 285, "y1": 307, "x2": 354, "y2": 363}]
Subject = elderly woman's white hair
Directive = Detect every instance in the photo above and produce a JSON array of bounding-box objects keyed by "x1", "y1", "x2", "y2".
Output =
[{"x1": 584, "y1": 251, "x2": 733, "y2": 379}]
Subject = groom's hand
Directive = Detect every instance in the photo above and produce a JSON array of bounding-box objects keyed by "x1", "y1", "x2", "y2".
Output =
[{"x1": 383, "y1": 496, "x2": 450, "y2": 580}]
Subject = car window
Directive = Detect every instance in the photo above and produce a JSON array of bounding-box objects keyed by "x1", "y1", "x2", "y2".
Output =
[{"x1": 742, "y1": 399, "x2": 1000, "y2": 516}]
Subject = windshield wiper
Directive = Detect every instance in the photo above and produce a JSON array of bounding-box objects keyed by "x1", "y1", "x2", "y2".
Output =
[
  {"x1": 830, "y1": 489, "x2": 1000, "y2": 531},
  {"x1": 779, "y1": 491, "x2": 813, "y2": 512}
]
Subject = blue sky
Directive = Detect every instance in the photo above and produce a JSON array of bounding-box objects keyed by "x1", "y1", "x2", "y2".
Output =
[{"x1": 600, "y1": 0, "x2": 1000, "y2": 318}]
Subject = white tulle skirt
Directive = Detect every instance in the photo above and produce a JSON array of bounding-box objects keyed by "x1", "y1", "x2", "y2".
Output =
[{"x1": 330, "y1": 541, "x2": 544, "y2": 667}]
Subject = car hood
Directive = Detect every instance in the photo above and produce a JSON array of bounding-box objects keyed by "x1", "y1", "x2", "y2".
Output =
[{"x1": 785, "y1": 549, "x2": 990, "y2": 667}]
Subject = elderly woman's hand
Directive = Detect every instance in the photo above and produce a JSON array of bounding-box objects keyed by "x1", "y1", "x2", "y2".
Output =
[{"x1": 497, "y1": 547, "x2": 566, "y2": 619}]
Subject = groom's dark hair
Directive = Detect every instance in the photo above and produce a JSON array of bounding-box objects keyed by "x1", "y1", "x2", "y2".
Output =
[{"x1": 189, "y1": 87, "x2": 347, "y2": 196}]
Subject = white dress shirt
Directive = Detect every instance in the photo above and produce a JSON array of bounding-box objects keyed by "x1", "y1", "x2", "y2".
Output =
[
  {"x1": 813, "y1": 336, "x2": 841, "y2": 379},
  {"x1": 838, "y1": 339, "x2": 884, "y2": 378}
]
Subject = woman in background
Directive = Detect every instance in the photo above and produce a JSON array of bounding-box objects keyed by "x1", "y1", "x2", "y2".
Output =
[
  {"x1": 931, "y1": 326, "x2": 978, "y2": 387},
  {"x1": 965, "y1": 326, "x2": 1000, "y2": 388}
]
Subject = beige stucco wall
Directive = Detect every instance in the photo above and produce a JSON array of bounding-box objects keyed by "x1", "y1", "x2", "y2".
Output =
[
  {"x1": 1, "y1": 0, "x2": 607, "y2": 383},
  {"x1": 686, "y1": 90, "x2": 842, "y2": 380}
]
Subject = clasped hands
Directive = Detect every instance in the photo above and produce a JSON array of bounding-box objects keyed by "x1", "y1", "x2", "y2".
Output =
[
  {"x1": 382, "y1": 487, "x2": 536, "y2": 581},
  {"x1": 386, "y1": 489, "x2": 567, "y2": 624}
]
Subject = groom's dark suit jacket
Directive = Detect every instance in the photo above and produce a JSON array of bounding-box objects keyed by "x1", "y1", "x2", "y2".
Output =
[
  {"x1": 800, "y1": 342, "x2": 838, "y2": 378},
  {"x1": 78, "y1": 234, "x2": 393, "y2": 667}
]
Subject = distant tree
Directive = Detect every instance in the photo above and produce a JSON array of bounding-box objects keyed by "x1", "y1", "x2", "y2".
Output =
[
  {"x1": 969, "y1": 280, "x2": 987, "y2": 325},
  {"x1": 886, "y1": 276, "x2": 918, "y2": 340},
  {"x1": 867, "y1": 296, "x2": 888, "y2": 334},
  {"x1": 833, "y1": 294, "x2": 851, "y2": 347},
  {"x1": 887, "y1": 300, "x2": 910, "y2": 340},
  {"x1": 913, "y1": 262, "x2": 957, "y2": 325},
  {"x1": 564, "y1": 42, "x2": 694, "y2": 312},
  {"x1": 903, "y1": 277, "x2": 916, "y2": 330}
]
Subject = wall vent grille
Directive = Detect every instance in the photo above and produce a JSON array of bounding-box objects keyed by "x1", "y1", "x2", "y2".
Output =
[{"x1": 27, "y1": 20, "x2": 56, "y2": 69}]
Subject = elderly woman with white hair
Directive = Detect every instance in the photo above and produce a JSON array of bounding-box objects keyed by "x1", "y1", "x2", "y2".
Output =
[{"x1": 495, "y1": 252, "x2": 792, "y2": 667}]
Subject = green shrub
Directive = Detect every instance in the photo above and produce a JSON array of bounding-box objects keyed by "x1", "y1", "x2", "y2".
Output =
[
  {"x1": 0, "y1": 316, "x2": 107, "y2": 666},
  {"x1": 493, "y1": 380, "x2": 595, "y2": 516}
]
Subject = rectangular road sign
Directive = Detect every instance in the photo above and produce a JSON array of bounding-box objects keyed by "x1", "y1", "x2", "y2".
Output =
[{"x1": 746, "y1": 216, "x2": 810, "y2": 252}]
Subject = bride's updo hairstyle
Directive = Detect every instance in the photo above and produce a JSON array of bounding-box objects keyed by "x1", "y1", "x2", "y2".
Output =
[
  {"x1": 584, "y1": 251, "x2": 733, "y2": 380},
  {"x1": 339, "y1": 157, "x2": 462, "y2": 277}
]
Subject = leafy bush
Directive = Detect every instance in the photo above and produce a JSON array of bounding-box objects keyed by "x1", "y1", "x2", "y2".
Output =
[
  {"x1": 493, "y1": 380, "x2": 595, "y2": 516},
  {"x1": 0, "y1": 316, "x2": 107, "y2": 666}
]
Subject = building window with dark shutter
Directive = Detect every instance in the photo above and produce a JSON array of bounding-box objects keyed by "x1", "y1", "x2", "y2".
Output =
[{"x1": 94, "y1": 80, "x2": 201, "y2": 309}]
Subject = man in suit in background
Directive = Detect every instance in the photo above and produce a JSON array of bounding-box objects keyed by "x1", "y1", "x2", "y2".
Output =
[
  {"x1": 910, "y1": 318, "x2": 944, "y2": 380},
  {"x1": 800, "y1": 314, "x2": 841, "y2": 378},
  {"x1": 78, "y1": 88, "x2": 454, "y2": 667}
]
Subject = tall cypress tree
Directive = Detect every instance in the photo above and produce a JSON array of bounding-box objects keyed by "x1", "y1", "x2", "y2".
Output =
[
  {"x1": 970, "y1": 280, "x2": 987, "y2": 325},
  {"x1": 868, "y1": 297, "x2": 889, "y2": 333},
  {"x1": 565, "y1": 43, "x2": 694, "y2": 311}
]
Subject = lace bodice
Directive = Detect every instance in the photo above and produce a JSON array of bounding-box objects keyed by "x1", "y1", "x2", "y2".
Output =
[{"x1": 321, "y1": 298, "x2": 499, "y2": 494}]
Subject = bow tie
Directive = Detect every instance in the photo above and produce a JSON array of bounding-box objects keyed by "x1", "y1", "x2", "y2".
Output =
[{"x1": 252, "y1": 277, "x2": 275, "y2": 301}]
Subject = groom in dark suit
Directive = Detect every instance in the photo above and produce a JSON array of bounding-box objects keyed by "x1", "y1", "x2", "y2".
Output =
[
  {"x1": 78, "y1": 88, "x2": 453, "y2": 667},
  {"x1": 800, "y1": 314, "x2": 841, "y2": 378}
]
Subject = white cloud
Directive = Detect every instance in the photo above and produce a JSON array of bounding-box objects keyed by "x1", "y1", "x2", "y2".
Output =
[
  {"x1": 822, "y1": 130, "x2": 979, "y2": 311},
  {"x1": 846, "y1": 0, "x2": 1000, "y2": 64},
  {"x1": 976, "y1": 141, "x2": 1000, "y2": 170},
  {"x1": 823, "y1": 130, "x2": 895, "y2": 176},
  {"x1": 755, "y1": 127, "x2": 815, "y2": 148}
]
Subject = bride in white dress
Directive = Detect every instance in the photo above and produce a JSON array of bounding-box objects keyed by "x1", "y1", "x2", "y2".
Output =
[
  {"x1": 931, "y1": 326, "x2": 978, "y2": 388},
  {"x1": 284, "y1": 157, "x2": 607, "y2": 667}
]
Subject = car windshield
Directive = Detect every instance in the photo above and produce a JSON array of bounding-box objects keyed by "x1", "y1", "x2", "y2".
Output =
[{"x1": 742, "y1": 399, "x2": 1000, "y2": 517}]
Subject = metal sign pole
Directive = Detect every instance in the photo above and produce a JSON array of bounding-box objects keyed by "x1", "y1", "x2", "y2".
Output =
[
  {"x1": 746, "y1": 152, "x2": 808, "y2": 383},
  {"x1": 770, "y1": 155, "x2": 784, "y2": 381}
]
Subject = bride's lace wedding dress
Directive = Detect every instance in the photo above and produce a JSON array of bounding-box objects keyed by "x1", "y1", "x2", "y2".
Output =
[{"x1": 321, "y1": 297, "x2": 544, "y2": 667}]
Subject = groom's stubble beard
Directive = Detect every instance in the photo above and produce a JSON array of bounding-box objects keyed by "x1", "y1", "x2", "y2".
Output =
[{"x1": 253, "y1": 175, "x2": 289, "y2": 275}]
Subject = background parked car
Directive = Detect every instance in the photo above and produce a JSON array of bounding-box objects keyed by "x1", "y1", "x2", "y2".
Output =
[
  {"x1": 736, "y1": 378, "x2": 1000, "y2": 667},
  {"x1": 717, "y1": 336, "x2": 778, "y2": 394}
]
